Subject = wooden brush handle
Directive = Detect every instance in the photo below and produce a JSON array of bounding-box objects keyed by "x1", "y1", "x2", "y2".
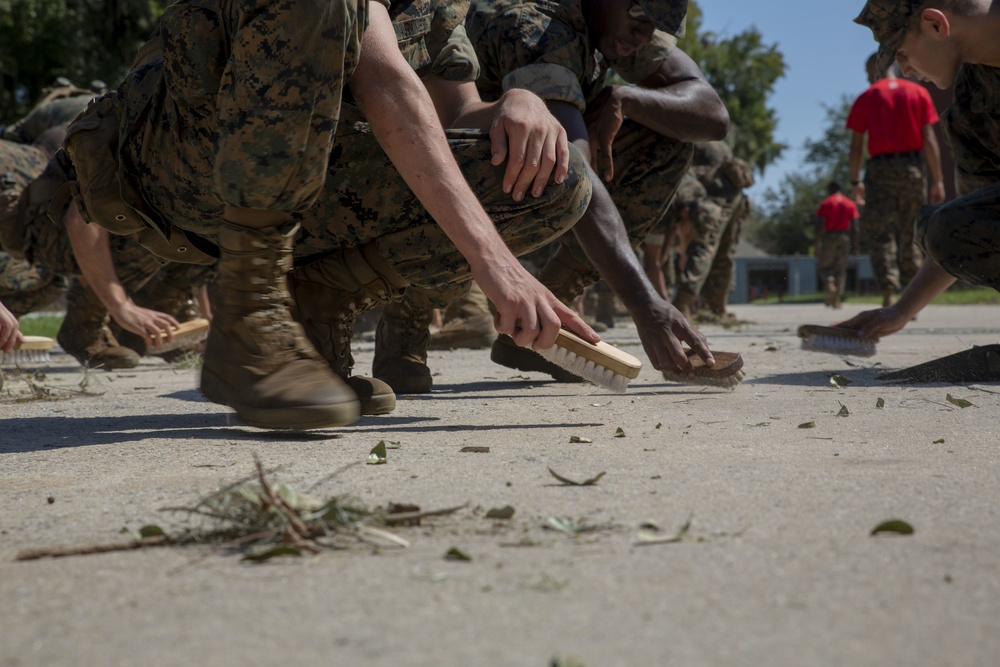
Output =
[
  {"x1": 555, "y1": 329, "x2": 642, "y2": 379},
  {"x1": 14, "y1": 335, "x2": 55, "y2": 351}
]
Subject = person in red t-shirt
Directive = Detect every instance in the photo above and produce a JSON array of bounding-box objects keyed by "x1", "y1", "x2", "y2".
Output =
[
  {"x1": 815, "y1": 182, "x2": 860, "y2": 309},
  {"x1": 847, "y1": 53, "x2": 944, "y2": 306}
]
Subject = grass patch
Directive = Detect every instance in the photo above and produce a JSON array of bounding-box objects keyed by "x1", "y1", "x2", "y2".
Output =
[
  {"x1": 18, "y1": 313, "x2": 63, "y2": 338},
  {"x1": 750, "y1": 286, "x2": 1000, "y2": 306}
]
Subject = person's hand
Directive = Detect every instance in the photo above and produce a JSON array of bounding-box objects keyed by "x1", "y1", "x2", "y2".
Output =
[
  {"x1": 928, "y1": 180, "x2": 946, "y2": 205},
  {"x1": 631, "y1": 296, "x2": 714, "y2": 374},
  {"x1": 851, "y1": 182, "x2": 866, "y2": 206},
  {"x1": 835, "y1": 305, "x2": 910, "y2": 339},
  {"x1": 471, "y1": 258, "x2": 599, "y2": 350},
  {"x1": 109, "y1": 300, "x2": 181, "y2": 350},
  {"x1": 490, "y1": 89, "x2": 571, "y2": 202},
  {"x1": 583, "y1": 86, "x2": 625, "y2": 182},
  {"x1": 0, "y1": 300, "x2": 24, "y2": 353}
]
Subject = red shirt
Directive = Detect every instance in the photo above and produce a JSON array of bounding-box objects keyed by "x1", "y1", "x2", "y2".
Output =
[
  {"x1": 846, "y1": 78, "x2": 939, "y2": 156},
  {"x1": 817, "y1": 193, "x2": 859, "y2": 232}
]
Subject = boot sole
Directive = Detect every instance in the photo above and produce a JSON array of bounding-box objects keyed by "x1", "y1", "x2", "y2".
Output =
[
  {"x1": 200, "y1": 367, "x2": 360, "y2": 429},
  {"x1": 427, "y1": 332, "x2": 497, "y2": 351},
  {"x1": 490, "y1": 336, "x2": 584, "y2": 383}
]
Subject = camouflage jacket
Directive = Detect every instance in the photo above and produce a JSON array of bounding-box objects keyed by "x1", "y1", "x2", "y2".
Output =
[
  {"x1": 943, "y1": 64, "x2": 1000, "y2": 194},
  {"x1": 691, "y1": 141, "x2": 753, "y2": 200},
  {"x1": 465, "y1": 0, "x2": 678, "y2": 110},
  {"x1": 392, "y1": 0, "x2": 479, "y2": 81},
  {"x1": 0, "y1": 85, "x2": 96, "y2": 145}
]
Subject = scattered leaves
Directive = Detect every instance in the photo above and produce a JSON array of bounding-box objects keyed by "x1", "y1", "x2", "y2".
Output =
[
  {"x1": 946, "y1": 394, "x2": 974, "y2": 409},
  {"x1": 444, "y1": 547, "x2": 472, "y2": 561},
  {"x1": 243, "y1": 545, "x2": 303, "y2": 562},
  {"x1": 614, "y1": 427, "x2": 626, "y2": 438},
  {"x1": 569, "y1": 435, "x2": 593, "y2": 444},
  {"x1": 829, "y1": 374, "x2": 851, "y2": 388},
  {"x1": 837, "y1": 402, "x2": 850, "y2": 417},
  {"x1": 634, "y1": 515, "x2": 692, "y2": 546},
  {"x1": 870, "y1": 519, "x2": 914, "y2": 536},
  {"x1": 655, "y1": 423, "x2": 662, "y2": 429},
  {"x1": 547, "y1": 467, "x2": 606, "y2": 486},
  {"x1": 798, "y1": 421, "x2": 816, "y2": 429},
  {"x1": 485, "y1": 506, "x2": 515, "y2": 520},
  {"x1": 876, "y1": 397, "x2": 885, "y2": 409},
  {"x1": 367, "y1": 440, "x2": 388, "y2": 465},
  {"x1": 544, "y1": 517, "x2": 598, "y2": 535},
  {"x1": 933, "y1": 438, "x2": 945, "y2": 444},
  {"x1": 137, "y1": 525, "x2": 165, "y2": 539},
  {"x1": 459, "y1": 446, "x2": 490, "y2": 453}
]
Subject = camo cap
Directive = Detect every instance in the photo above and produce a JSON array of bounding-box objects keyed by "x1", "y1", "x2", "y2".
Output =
[
  {"x1": 854, "y1": 0, "x2": 924, "y2": 75},
  {"x1": 629, "y1": 0, "x2": 687, "y2": 36}
]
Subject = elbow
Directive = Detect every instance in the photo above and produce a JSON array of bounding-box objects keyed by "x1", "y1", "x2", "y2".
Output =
[{"x1": 704, "y1": 101, "x2": 730, "y2": 141}]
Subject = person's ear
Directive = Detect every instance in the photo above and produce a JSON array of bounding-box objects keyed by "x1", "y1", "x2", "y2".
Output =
[{"x1": 920, "y1": 8, "x2": 952, "y2": 38}]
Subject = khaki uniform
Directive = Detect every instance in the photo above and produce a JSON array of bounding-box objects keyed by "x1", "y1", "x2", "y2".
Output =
[{"x1": 916, "y1": 64, "x2": 1000, "y2": 292}]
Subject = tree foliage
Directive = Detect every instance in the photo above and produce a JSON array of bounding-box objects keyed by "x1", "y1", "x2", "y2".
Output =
[
  {"x1": 680, "y1": 1, "x2": 787, "y2": 175},
  {"x1": 749, "y1": 96, "x2": 855, "y2": 256},
  {"x1": 0, "y1": 0, "x2": 167, "y2": 124}
]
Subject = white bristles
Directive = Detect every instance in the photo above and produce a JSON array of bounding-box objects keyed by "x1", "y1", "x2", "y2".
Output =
[
  {"x1": 536, "y1": 344, "x2": 631, "y2": 393},
  {"x1": 801, "y1": 335, "x2": 877, "y2": 357},
  {"x1": 661, "y1": 368, "x2": 745, "y2": 389},
  {"x1": 0, "y1": 347, "x2": 51, "y2": 367}
]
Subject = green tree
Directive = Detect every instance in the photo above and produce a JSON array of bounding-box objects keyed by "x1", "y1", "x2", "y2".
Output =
[
  {"x1": 749, "y1": 97, "x2": 854, "y2": 256},
  {"x1": 0, "y1": 0, "x2": 167, "y2": 124},
  {"x1": 680, "y1": 0, "x2": 787, "y2": 174}
]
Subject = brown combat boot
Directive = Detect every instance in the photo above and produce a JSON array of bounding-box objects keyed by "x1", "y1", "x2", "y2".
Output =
[
  {"x1": 672, "y1": 287, "x2": 698, "y2": 320},
  {"x1": 373, "y1": 300, "x2": 433, "y2": 394},
  {"x1": 427, "y1": 281, "x2": 496, "y2": 351},
  {"x1": 288, "y1": 243, "x2": 407, "y2": 414},
  {"x1": 56, "y1": 279, "x2": 140, "y2": 370},
  {"x1": 199, "y1": 218, "x2": 359, "y2": 429}
]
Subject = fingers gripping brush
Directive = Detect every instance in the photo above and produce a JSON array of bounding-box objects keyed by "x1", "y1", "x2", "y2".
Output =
[
  {"x1": 152, "y1": 318, "x2": 210, "y2": 355},
  {"x1": 798, "y1": 325, "x2": 878, "y2": 357},
  {"x1": 661, "y1": 349, "x2": 745, "y2": 389},
  {"x1": 535, "y1": 328, "x2": 642, "y2": 393},
  {"x1": 1, "y1": 335, "x2": 55, "y2": 366}
]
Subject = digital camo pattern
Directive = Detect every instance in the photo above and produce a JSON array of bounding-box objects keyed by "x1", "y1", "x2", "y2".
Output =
[
  {"x1": 817, "y1": 231, "x2": 852, "y2": 299},
  {"x1": 944, "y1": 64, "x2": 1000, "y2": 194},
  {"x1": 861, "y1": 156, "x2": 925, "y2": 292},
  {"x1": 677, "y1": 141, "x2": 749, "y2": 301},
  {"x1": 295, "y1": 125, "x2": 592, "y2": 290},
  {"x1": 0, "y1": 139, "x2": 49, "y2": 254},
  {"x1": 392, "y1": 0, "x2": 478, "y2": 81},
  {"x1": 634, "y1": 0, "x2": 687, "y2": 36},
  {"x1": 118, "y1": 0, "x2": 370, "y2": 223},
  {"x1": 916, "y1": 182, "x2": 1000, "y2": 291},
  {"x1": 466, "y1": 0, "x2": 675, "y2": 111},
  {"x1": 853, "y1": 0, "x2": 922, "y2": 75},
  {"x1": 0, "y1": 252, "x2": 64, "y2": 318},
  {"x1": 0, "y1": 91, "x2": 94, "y2": 146}
]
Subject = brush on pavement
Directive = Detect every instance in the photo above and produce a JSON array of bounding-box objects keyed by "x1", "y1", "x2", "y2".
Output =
[
  {"x1": 1, "y1": 335, "x2": 54, "y2": 366},
  {"x1": 661, "y1": 349, "x2": 745, "y2": 388},
  {"x1": 798, "y1": 324, "x2": 877, "y2": 357},
  {"x1": 151, "y1": 318, "x2": 210, "y2": 355},
  {"x1": 535, "y1": 328, "x2": 642, "y2": 393}
]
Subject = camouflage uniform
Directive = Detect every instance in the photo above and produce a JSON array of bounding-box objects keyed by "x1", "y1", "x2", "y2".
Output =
[
  {"x1": 674, "y1": 141, "x2": 752, "y2": 314},
  {"x1": 465, "y1": 0, "x2": 693, "y2": 288},
  {"x1": 0, "y1": 140, "x2": 65, "y2": 316},
  {"x1": 916, "y1": 63, "x2": 1000, "y2": 292},
  {"x1": 861, "y1": 153, "x2": 926, "y2": 294},
  {"x1": 0, "y1": 86, "x2": 96, "y2": 146},
  {"x1": 649, "y1": 171, "x2": 704, "y2": 293}
]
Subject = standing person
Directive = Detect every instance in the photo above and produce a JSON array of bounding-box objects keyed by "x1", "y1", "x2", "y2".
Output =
[
  {"x1": 672, "y1": 140, "x2": 754, "y2": 321},
  {"x1": 60, "y1": 0, "x2": 598, "y2": 429},
  {"x1": 847, "y1": 51, "x2": 944, "y2": 307},
  {"x1": 815, "y1": 181, "x2": 860, "y2": 309},
  {"x1": 843, "y1": 0, "x2": 1000, "y2": 345}
]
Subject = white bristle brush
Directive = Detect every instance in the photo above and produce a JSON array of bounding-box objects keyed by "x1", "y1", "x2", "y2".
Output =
[
  {"x1": 1, "y1": 335, "x2": 55, "y2": 366},
  {"x1": 798, "y1": 325, "x2": 877, "y2": 357},
  {"x1": 661, "y1": 349, "x2": 745, "y2": 389},
  {"x1": 535, "y1": 328, "x2": 642, "y2": 393}
]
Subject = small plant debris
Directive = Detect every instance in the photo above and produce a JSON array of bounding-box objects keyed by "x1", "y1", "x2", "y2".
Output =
[
  {"x1": 870, "y1": 519, "x2": 915, "y2": 536},
  {"x1": 547, "y1": 467, "x2": 606, "y2": 486}
]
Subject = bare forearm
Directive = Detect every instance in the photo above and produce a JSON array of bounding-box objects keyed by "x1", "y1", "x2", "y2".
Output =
[
  {"x1": 849, "y1": 133, "x2": 865, "y2": 182},
  {"x1": 922, "y1": 126, "x2": 943, "y2": 185},
  {"x1": 617, "y1": 82, "x2": 728, "y2": 142},
  {"x1": 896, "y1": 261, "x2": 956, "y2": 317},
  {"x1": 64, "y1": 203, "x2": 129, "y2": 313}
]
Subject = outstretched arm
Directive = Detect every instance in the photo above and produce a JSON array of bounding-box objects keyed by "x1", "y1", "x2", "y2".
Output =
[
  {"x1": 922, "y1": 124, "x2": 945, "y2": 204},
  {"x1": 63, "y1": 203, "x2": 179, "y2": 347},
  {"x1": 837, "y1": 261, "x2": 956, "y2": 338},
  {"x1": 350, "y1": 4, "x2": 596, "y2": 350},
  {"x1": 548, "y1": 100, "x2": 714, "y2": 373}
]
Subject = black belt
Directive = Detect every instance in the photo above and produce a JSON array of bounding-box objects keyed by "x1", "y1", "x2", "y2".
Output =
[{"x1": 869, "y1": 150, "x2": 921, "y2": 162}]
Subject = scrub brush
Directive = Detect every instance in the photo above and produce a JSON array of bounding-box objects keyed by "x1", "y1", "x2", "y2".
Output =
[
  {"x1": 535, "y1": 328, "x2": 642, "y2": 393},
  {"x1": 661, "y1": 349, "x2": 745, "y2": 388},
  {"x1": 151, "y1": 318, "x2": 210, "y2": 355},
  {"x1": 1, "y1": 335, "x2": 54, "y2": 366},
  {"x1": 798, "y1": 324, "x2": 877, "y2": 357}
]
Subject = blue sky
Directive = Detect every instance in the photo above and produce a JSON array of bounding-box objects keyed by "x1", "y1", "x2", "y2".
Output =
[{"x1": 696, "y1": 1, "x2": 881, "y2": 197}]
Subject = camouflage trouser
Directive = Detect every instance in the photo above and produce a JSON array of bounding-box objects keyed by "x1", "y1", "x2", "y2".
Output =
[
  {"x1": 817, "y1": 231, "x2": 851, "y2": 297},
  {"x1": 699, "y1": 196, "x2": 746, "y2": 311},
  {"x1": 678, "y1": 193, "x2": 743, "y2": 302},
  {"x1": 128, "y1": 0, "x2": 367, "y2": 225},
  {"x1": 557, "y1": 119, "x2": 693, "y2": 286},
  {"x1": 0, "y1": 252, "x2": 65, "y2": 317},
  {"x1": 862, "y1": 156, "x2": 926, "y2": 293},
  {"x1": 296, "y1": 123, "x2": 592, "y2": 305},
  {"x1": 916, "y1": 182, "x2": 1000, "y2": 291}
]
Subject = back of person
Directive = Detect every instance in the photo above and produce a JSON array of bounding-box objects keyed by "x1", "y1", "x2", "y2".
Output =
[
  {"x1": 818, "y1": 192, "x2": 858, "y2": 232},
  {"x1": 847, "y1": 77, "x2": 938, "y2": 157}
]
